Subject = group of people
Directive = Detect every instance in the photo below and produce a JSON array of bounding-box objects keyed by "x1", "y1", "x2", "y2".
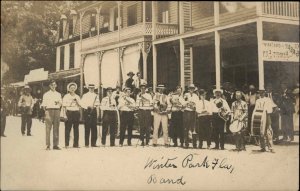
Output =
[{"x1": 1, "y1": 71, "x2": 298, "y2": 154}]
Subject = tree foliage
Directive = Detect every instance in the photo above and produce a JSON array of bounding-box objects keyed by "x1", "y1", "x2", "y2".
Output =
[{"x1": 1, "y1": 1, "x2": 82, "y2": 84}]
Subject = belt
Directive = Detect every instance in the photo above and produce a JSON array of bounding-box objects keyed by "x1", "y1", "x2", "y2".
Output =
[
  {"x1": 46, "y1": 108, "x2": 60, "y2": 110},
  {"x1": 66, "y1": 110, "x2": 80, "y2": 112}
]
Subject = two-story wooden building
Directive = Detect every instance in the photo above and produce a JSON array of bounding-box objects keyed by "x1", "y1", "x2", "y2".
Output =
[{"x1": 53, "y1": 1, "x2": 299, "y2": 97}]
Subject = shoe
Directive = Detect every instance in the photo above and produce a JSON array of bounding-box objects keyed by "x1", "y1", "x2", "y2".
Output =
[
  {"x1": 184, "y1": 145, "x2": 189, "y2": 149},
  {"x1": 173, "y1": 143, "x2": 178, "y2": 147},
  {"x1": 91, "y1": 145, "x2": 100, "y2": 147},
  {"x1": 53, "y1": 146, "x2": 61, "y2": 150},
  {"x1": 207, "y1": 146, "x2": 211, "y2": 149},
  {"x1": 165, "y1": 144, "x2": 169, "y2": 148},
  {"x1": 212, "y1": 147, "x2": 219, "y2": 150},
  {"x1": 73, "y1": 146, "x2": 80, "y2": 148},
  {"x1": 269, "y1": 149, "x2": 275, "y2": 153},
  {"x1": 119, "y1": 144, "x2": 123, "y2": 147},
  {"x1": 85, "y1": 145, "x2": 89, "y2": 148},
  {"x1": 180, "y1": 143, "x2": 184, "y2": 148},
  {"x1": 46, "y1": 146, "x2": 50, "y2": 150},
  {"x1": 128, "y1": 143, "x2": 132, "y2": 146},
  {"x1": 153, "y1": 144, "x2": 157, "y2": 147},
  {"x1": 110, "y1": 144, "x2": 115, "y2": 147},
  {"x1": 221, "y1": 147, "x2": 225, "y2": 150},
  {"x1": 65, "y1": 146, "x2": 69, "y2": 149},
  {"x1": 198, "y1": 146, "x2": 203, "y2": 149},
  {"x1": 27, "y1": 134, "x2": 32, "y2": 136},
  {"x1": 22, "y1": 133, "x2": 25, "y2": 136},
  {"x1": 141, "y1": 142, "x2": 145, "y2": 146},
  {"x1": 259, "y1": 148, "x2": 266, "y2": 152}
]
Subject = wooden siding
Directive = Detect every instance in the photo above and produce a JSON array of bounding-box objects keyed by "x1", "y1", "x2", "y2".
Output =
[
  {"x1": 122, "y1": 1, "x2": 143, "y2": 28},
  {"x1": 219, "y1": 7, "x2": 257, "y2": 26},
  {"x1": 169, "y1": 2, "x2": 178, "y2": 24},
  {"x1": 191, "y1": 2, "x2": 214, "y2": 30}
]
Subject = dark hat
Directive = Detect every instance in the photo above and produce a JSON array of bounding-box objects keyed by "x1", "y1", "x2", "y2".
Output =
[
  {"x1": 127, "y1": 71, "x2": 135, "y2": 76},
  {"x1": 198, "y1": 89, "x2": 206, "y2": 95},
  {"x1": 124, "y1": 87, "x2": 131, "y2": 91},
  {"x1": 106, "y1": 87, "x2": 113, "y2": 91},
  {"x1": 188, "y1": 84, "x2": 196, "y2": 89},
  {"x1": 87, "y1": 84, "x2": 96, "y2": 89},
  {"x1": 258, "y1": 88, "x2": 266, "y2": 92},
  {"x1": 140, "y1": 82, "x2": 147, "y2": 87}
]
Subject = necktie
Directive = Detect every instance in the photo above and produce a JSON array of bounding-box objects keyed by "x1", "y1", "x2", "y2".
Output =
[
  {"x1": 109, "y1": 96, "x2": 111, "y2": 106},
  {"x1": 202, "y1": 99, "x2": 205, "y2": 110}
]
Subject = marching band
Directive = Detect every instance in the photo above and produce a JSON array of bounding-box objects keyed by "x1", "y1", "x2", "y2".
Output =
[{"x1": 9, "y1": 74, "x2": 296, "y2": 153}]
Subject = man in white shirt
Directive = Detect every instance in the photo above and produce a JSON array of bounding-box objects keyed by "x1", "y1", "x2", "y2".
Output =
[
  {"x1": 18, "y1": 85, "x2": 34, "y2": 136},
  {"x1": 169, "y1": 86, "x2": 185, "y2": 147},
  {"x1": 118, "y1": 87, "x2": 136, "y2": 146},
  {"x1": 254, "y1": 89, "x2": 275, "y2": 153},
  {"x1": 152, "y1": 84, "x2": 170, "y2": 147},
  {"x1": 62, "y1": 82, "x2": 81, "y2": 148},
  {"x1": 136, "y1": 82, "x2": 153, "y2": 146},
  {"x1": 41, "y1": 80, "x2": 62, "y2": 150},
  {"x1": 210, "y1": 88, "x2": 230, "y2": 150},
  {"x1": 100, "y1": 87, "x2": 118, "y2": 146},
  {"x1": 183, "y1": 84, "x2": 199, "y2": 148},
  {"x1": 196, "y1": 89, "x2": 212, "y2": 149},
  {"x1": 81, "y1": 84, "x2": 100, "y2": 147}
]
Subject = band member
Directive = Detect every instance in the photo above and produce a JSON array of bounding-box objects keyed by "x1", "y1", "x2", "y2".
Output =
[
  {"x1": 136, "y1": 82, "x2": 153, "y2": 146},
  {"x1": 41, "y1": 80, "x2": 62, "y2": 150},
  {"x1": 254, "y1": 89, "x2": 275, "y2": 153},
  {"x1": 196, "y1": 89, "x2": 212, "y2": 149},
  {"x1": 118, "y1": 87, "x2": 136, "y2": 146},
  {"x1": 81, "y1": 84, "x2": 100, "y2": 147},
  {"x1": 125, "y1": 72, "x2": 135, "y2": 94},
  {"x1": 1, "y1": 87, "x2": 8, "y2": 137},
  {"x1": 132, "y1": 72, "x2": 146, "y2": 98},
  {"x1": 211, "y1": 88, "x2": 230, "y2": 150},
  {"x1": 246, "y1": 85, "x2": 258, "y2": 134},
  {"x1": 62, "y1": 82, "x2": 81, "y2": 148},
  {"x1": 153, "y1": 84, "x2": 169, "y2": 147},
  {"x1": 183, "y1": 84, "x2": 199, "y2": 148},
  {"x1": 265, "y1": 84, "x2": 280, "y2": 142},
  {"x1": 18, "y1": 85, "x2": 34, "y2": 136},
  {"x1": 279, "y1": 82, "x2": 294, "y2": 142},
  {"x1": 100, "y1": 87, "x2": 118, "y2": 146},
  {"x1": 169, "y1": 86, "x2": 185, "y2": 147},
  {"x1": 231, "y1": 91, "x2": 248, "y2": 151},
  {"x1": 112, "y1": 85, "x2": 123, "y2": 106}
]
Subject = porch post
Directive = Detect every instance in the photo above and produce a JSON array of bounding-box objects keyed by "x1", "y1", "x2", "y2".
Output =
[
  {"x1": 80, "y1": 54, "x2": 87, "y2": 96},
  {"x1": 215, "y1": 31, "x2": 221, "y2": 89},
  {"x1": 179, "y1": 2, "x2": 184, "y2": 34},
  {"x1": 152, "y1": 1, "x2": 156, "y2": 40},
  {"x1": 153, "y1": 44, "x2": 157, "y2": 91},
  {"x1": 180, "y1": 39, "x2": 185, "y2": 88},
  {"x1": 142, "y1": 42, "x2": 151, "y2": 82},
  {"x1": 257, "y1": 19, "x2": 264, "y2": 89}
]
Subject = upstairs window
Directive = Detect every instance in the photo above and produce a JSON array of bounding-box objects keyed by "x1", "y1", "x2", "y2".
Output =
[
  {"x1": 68, "y1": 18, "x2": 73, "y2": 36},
  {"x1": 145, "y1": 1, "x2": 152, "y2": 22},
  {"x1": 59, "y1": 21, "x2": 63, "y2": 39},
  {"x1": 158, "y1": 2, "x2": 169, "y2": 23},
  {"x1": 127, "y1": 4, "x2": 137, "y2": 26},
  {"x1": 69, "y1": 43, "x2": 75, "y2": 69},
  {"x1": 90, "y1": 13, "x2": 96, "y2": 31},
  {"x1": 60, "y1": 46, "x2": 65, "y2": 70}
]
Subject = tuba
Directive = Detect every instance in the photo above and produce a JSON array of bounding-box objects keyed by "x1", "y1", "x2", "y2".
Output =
[{"x1": 215, "y1": 100, "x2": 230, "y2": 121}]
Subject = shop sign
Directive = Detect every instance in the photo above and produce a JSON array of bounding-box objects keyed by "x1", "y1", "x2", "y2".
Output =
[{"x1": 262, "y1": 41, "x2": 299, "y2": 62}]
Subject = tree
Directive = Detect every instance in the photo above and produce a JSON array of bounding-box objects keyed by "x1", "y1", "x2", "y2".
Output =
[{"x1": 1, "y1": 1, "x2": 83, "y2": 84}]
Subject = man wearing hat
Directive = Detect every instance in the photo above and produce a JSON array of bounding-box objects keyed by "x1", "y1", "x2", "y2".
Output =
[
  {"x1": 254, "y1": 88, "x2": 275, "y2": 153},
  {"x1": 153, "y1": 84, "x2": 170, "y2": 147},
  {"x1": 136, "y1": 82, "x2": 153, "y2": 146},
  {"x1": 196, "y1": 89, "x2": 212, "y2": 149},
  {"x1": 100, "y1": 87, "x2": 118, "y2": 146},
  {"x1": 41, "y1": 80, "x2": 62, "y2": 150},
  {"x1": 18, "y1": 85, "x2": 34, "y2": 136},
  {"x1": 183, "y1": 84, "x2": 199, "y2": 148},
  {"x1": 62, "y1": 82, "x2": 81, "y2": 148},
  {"x1": 210, "y1": 88, "x2": 230, "y2": 150},
  {"x1": 125, "y1": 71, "x2": 135, "y2": 95},
  {"x1": 118, "y1": 87, "x2": 136, "y2": 146},
  {"x1": 132, "y1": 72, "x2": 147, "y2": 98},
  {"x1": 81, "y1": 84, "x2": 100, "y2": 147},
  {"x1": 169, "y1": 86, "x2": 185, "y2": 147}
]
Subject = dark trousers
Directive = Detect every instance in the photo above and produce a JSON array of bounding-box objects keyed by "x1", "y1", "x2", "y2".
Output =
[
  {"x1": 21, "y1": 114, "x2": 32, "y2": 135},
  {"x1": 171, "y1": 111, "x2": 184, "y2": 145},
  {"x1": 281, "y1": 114, "x2": 294, "y2": 140},
  {"x1": 84, "y1": 109, "x2": 97, "y2": 146},
  {"x1": 270, "y1": 111, "x2": 279, "y2": 139},
  {"x1": 119, "y1": 111, "x2": 134, "y2": 145},
  {"x1": 1, "y1": 114, "x2": 6, "y2": 135},
  {"x1": 234, "y1": 130, "x2": 245, "y2": 150},
  {"x1": 102, "y1": 110, "x2": 117, "y2": 146},
  {"x1": 65, "y1": 110, "x2": 80, "y2": 147},
  {"x1": 183, "y1": 110, "x2": 196, "y2": 147},
  {"x1": 248, "y1": 105, "x2": 255, "y2": 133},
  {"x1": 197, "y1": 115, "x2": 212, "y2": 148},
  {"x1": 212, "y1": 113, "x2": 226, "y2": 149},
  {"x1": 138, "y1": 109, "x2": 152, "y2": 144}
]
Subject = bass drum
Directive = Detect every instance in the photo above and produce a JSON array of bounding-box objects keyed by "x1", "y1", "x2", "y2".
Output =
[
  {"x1": 251, "y1": 109, "x2": 266, "y2": 136},
  {"x1": 229, "y1": 120, "x2": 244, "y2": 133}
]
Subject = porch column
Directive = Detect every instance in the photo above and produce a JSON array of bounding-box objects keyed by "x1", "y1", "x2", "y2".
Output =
[
  {"x1": 142, "y1": 42, "x2": 151, "y2": 82},
  {"x1": 153, "y1": 44, "x2": 157, "y2": 91},
  {"x1": 96, "y1": 51, "x2": 104, "y2": 99},
  {"x1": 143, "y1": 1, "x2": 146, "y2": 24},
  {"x1": 152, "y1": 1, "x2": 156, "y2": 40},
  {"x1": 214, "y1": 2, "x2": 219, "y2": 26},
  {"x1": 179, "y1": 2, "x2": 184, "y2": 34},
  {"x1": 80, "y1": 54, "x2": 87, "y2": 96},
  {"x1": 257, "y1": 19, "x2": 264, "y2": 89},
  {"x1": 180, "y1": 39, "x2": 185, "y2": 88},
  {"x1": 215, "y1": 31, "x2": 221, "y2": 89}
]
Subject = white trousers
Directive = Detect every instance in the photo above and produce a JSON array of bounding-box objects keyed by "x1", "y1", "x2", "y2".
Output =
[{"x1": 153, "y1": 112, "x2": 169, "y2": 144}]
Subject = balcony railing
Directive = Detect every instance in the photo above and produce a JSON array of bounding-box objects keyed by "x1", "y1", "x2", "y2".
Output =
[
  {"x1": 262, "y1": 2, "x2": 299, "y2": 19},
  {"x1": 81, "y1": 22, "x2": 180, "y2": 50}
]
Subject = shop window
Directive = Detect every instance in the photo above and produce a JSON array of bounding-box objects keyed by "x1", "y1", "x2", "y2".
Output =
[
  {"x1": 128, "y1": 4, "x2": 137, "y2": 26},
  {"x1": 69, "y1": 43, "x2": 75, "y2": 69}
]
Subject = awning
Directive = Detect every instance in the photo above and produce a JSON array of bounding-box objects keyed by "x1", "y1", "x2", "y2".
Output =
[
  {"x1": 101, "y1": 50, "x2": 120, "y2": 89},
  {"x1": 24, "y1": 68, "x2": 48, "y2": 84},
  {"x1": 49, "y1": 68, "x2": 80, "y2": 80},
  {"x1": 122, "y1": 45, "x2": 141, "y2": 81},
  {"x1": 9, "y1": 81, "x2": 25, "y2": 87},
  {"x1": 84, "y1": 54, "x2": 99, "y2": 87}
]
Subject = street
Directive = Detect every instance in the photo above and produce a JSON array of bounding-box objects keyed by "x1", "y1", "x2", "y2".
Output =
[{"x1": 1, "y1": 116, "x2": 299, "y2": 190}]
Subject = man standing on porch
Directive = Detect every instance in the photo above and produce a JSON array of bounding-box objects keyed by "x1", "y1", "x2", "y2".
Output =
[{"x1": 183, "y1": 84, "x2": 199, "y2": 149}]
